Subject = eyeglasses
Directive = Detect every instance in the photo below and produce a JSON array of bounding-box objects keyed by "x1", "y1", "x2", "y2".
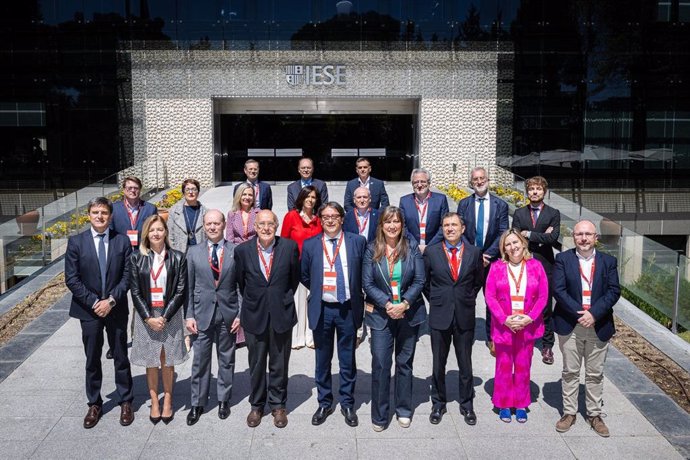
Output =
[
  {"x1": 471, "y1": 177, "x2": 487, "y2": 183},
  {"x1": 256, "y1": 222, "x2": 277, "y2": 229},
  {"x1": 574, "y1": 232, "x2": 596, "y2": 238},
  {"x1": 124, "y1": 186, "x2": 140, "y2": 191},
  {"x1": 320, "y1": 215, "x2": 341, "y2": 222},
  {"x1": 412, "y1": 180, "x2": 428, "y2": 185},
  {"x1": 184, "y1": 188, "x2": 198, "y2": 193}
]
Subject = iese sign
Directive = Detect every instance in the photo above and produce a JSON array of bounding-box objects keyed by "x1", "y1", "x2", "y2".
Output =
[{"x1": 285, "y1": 65, "x2": 346, "y2": 86}]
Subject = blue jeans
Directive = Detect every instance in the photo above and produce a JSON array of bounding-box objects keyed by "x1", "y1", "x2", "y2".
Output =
[{"x1": 370, "y1": 319, "x2": 419, "y2": 425}]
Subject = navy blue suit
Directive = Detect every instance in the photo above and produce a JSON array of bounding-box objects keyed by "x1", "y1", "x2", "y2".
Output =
[
  {"x1": 552, "y1": 249, "x2": 620, "y2": 342},
  {"x1": 65, "y1": 228, "x2": 133, "y2": 406},
  {"x1": 343, "y1": 177, "x2": 390, "y2": 212},
  {"x1": 456, "y1": 193, "x2": 509, "y2": 261},
  {"x1": 398, "y1": 192, "x2": 448, "y2": 246},
  {"x1": 109, "y1": 200, "x2": 158, "y2": 251},
  {"x1": 301, "y1": 231, "x2": 366, "y2": 409},
  {"x1": 287, "y1": 179, "x2": 329, "y2": 211},
  {"x1": 233, "y1": 180, "x2": 273, "y2": 210},
  {"x1": 343, "y1": 208, "x2": 379, "y2": 242}
]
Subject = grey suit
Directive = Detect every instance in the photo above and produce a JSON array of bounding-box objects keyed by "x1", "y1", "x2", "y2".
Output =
[{"x1": 186, "y1": 239, "x2": 240, "y2": 406}]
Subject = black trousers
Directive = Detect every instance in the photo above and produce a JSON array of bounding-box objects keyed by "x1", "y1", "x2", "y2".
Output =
[
  {"x1": 245, "y1": 327, "x2": 292, "y2": 410},
  {"x1": 80, "y1": 316, "x2": 133, "y2": 406},
  {"x1": 430, "y1": 320, "x2": 475, "y2": 412}
]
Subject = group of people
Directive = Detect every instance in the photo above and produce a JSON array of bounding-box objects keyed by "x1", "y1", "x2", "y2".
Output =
[{"x1": 64, "y1": 158, "x2": 620, "y2": 438}]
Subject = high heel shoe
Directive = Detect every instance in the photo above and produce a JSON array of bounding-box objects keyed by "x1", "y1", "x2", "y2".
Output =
[
  {"x1": 161, "y1": 413, "x2": 174, "y2": 424},
  {"x1": 150, "y1": 414, "x2": 162, "y2": 424}
]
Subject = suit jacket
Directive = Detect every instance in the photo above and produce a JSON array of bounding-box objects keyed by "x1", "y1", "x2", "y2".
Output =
[
  {"x1": 423, "y1": 241, "x2": 484, "y2": 331},
  {"x1": 484, "y1": 258, "x2": 548, "y2": 344},
  {"x1": 343, "y1": 177, "x2": 390, "y2": 212},
  {"x1": 233, "y1": 181, "x2": 273, "y2": 210},
  {"x1": 226, "y1": 208, "x2": 259, "y2": 244},
  {"x1": 300, "y1": 231, "x2": 367, "y2": 330},
  {"x1": 234, "y1": 236, "x2": 300, "y2": 335},
  {"x1": 362, "y1": 240, "x2": 426, "y2": 330},
  {"x1": 457, "y1": 192, "x2": 509, "y2": 260},
  {"x1": 399, "y1": 192, "x2": 448, "y2": 246},
  {"x1": 552, "y1": 249, "x2": 621, "y2": 341},
  {"x1": 65, "y1": 229, "x2": 132, "y2": 321},
  {"x1": 511, "y1": 203, "x2": 561, "y2": 270},
  {"x1": 109, "y1": 200, "x2": 158, "y2": 250},
  {"x1": 287, "y1": 178, "x2": 329, "y2": 211},
  {"x1": 343, "y1": 208, "x2": 379, "y2": 242},
  {"x1": 129, "y1": 248, "x2": 187, "y2": 321},
  {"x1": 168, "y1": 201, "x2": 207, "y2": 253},
  {"x1": 185, "y1": 240, "x2": 240, "y2": 332}
]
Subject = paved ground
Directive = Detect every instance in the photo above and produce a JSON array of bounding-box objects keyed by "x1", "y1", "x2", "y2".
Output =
[{"x1": 0, "y1": 182, "x2": 688, "y2": 459}]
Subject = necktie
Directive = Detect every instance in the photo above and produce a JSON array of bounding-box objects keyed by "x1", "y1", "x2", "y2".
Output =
[
  {"x1": 331, "y1": 238, "x2": 347, "y2": 304},
  {"x1": 476, "y1": 198, "x2": 485, "y2": 249},
  {"x1": 212, "y1": 243, "x2": 220, "y2": 281},
  {"x1": 449, "y1": 247, "x2": 459, "y2": 281},
  {"x1": 97, "y1": 233, "x2": 107, "y2": 297},
  {"x1": 531, "y1": 206, "x2": 540, "y2": 225}
]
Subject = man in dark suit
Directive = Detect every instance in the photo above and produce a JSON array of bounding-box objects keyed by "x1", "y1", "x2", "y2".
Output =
[
  {"x1": 185, "y1": 209, "x2": 241, "y2": 425},
  {"x1": 553, "y1": 220, "x2": 620, "y2": 437},
  {"x1": 424, "y1": 212, "x2": 483, "y2": 426},
  {"x1": 65, "y1": 197, "x2": 134, "y2": 429},
  {"x1": 511, "y1": 176, "x2": 561, "y2": 365},
  {"x1": 343, "y1": 186, "x2": 379, "y2": 242},
  {"x1": 343, "y1": 157, "x2": 390, "y2": 212},
  {"x1": 301, "y1": 202, "x2": 366, "y2": 427},
  {"x1": 233, "y1": 158, "x2": 273, "y2": 210},
  {"x1": 110, "y1": 176, "x2": 158, "y2": 251},
  {"x1": 456, "y1": 166, "x2": 509, "y2": 353},
  {"x1": 234, "y1": 210, "x2": 300, "y2": 429},
  {"x1": 399, "y1": 168, "x2": 448, "y2": 252},
  {"x1": 286, "y1": 157, "x2": 329, "y2": 210}
]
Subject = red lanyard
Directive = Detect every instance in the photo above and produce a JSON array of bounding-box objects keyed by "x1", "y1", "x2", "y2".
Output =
[
  {"x1": 386, "y1": 247, "x2": 398, "y2": 280},
  {"x1": 355, "y1": 209, "x2": 371, "y2": 234},
  {"x1": 415, "y1": 193, "x2": 431, "y2": 222},
  {"x1": 530, "y1": 203, "x2": 543, "y2": 227},
  {"x1": 257, "y1": 243, "x2": 274, "y2": 279},
  {"x1": 150, "y1": 250, "x2": 166, "y2": 287},
  {"x1": 579, "y1": 257, "x2": 596, "y2": 288},
  {"x1": 125, "y1": 201, "x2": 140, "y2": 229},
  {"x1": 507, "y1": 260, "x2": 525, "y2": 292},
  {"x1": 208, "y1": 245, "x2": 224, "y2": 276},
  {"x1": 322, "y1": 233, "x2": 344, "y2": 270},
  {"x1": 444, "y1": 244, "x2": 464, "y2": 278}
]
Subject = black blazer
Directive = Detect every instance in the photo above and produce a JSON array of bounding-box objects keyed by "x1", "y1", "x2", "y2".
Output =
[
  {"x1": 362, "y1": 240, "x2": 426, "y2": 330},
  {"x1": 286, "y1": 178, "x2": 329, "y2": 211},
  {"x1": 511, "y1": 203, "x2": 561, "y2": 270},
  {"x1": 129, "y1": 248, "x2": 187, "y2": 321},
  {"x1": 423, "y1": 241, "x2": 484, "y2": 331},
  {"x1": 343, "y1": 177, "x2": 390, "y2": 212},
  {"x1": 65, "y1": 229, "x2": 132, "y2": 321},
  {"x1": 343, "y1": 208, "x2": 379, "y2": 242},
  {"x1": 234, "y1": 236, "x2": 301, "y2": 335},
  {"x1": 552, "y1": 249, "x2": 620, "y2": 341}
]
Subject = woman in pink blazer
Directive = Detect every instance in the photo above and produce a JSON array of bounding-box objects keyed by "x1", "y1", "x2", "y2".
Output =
[{"x1": 485, "y1": 228, "x2": 548, "y2": 423}]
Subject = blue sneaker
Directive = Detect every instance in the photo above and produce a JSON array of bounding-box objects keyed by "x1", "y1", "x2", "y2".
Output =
[
  {"x1": 515, "y1": 408, "x2": 528, "y2": 423},
  {"x1": 499, "y1": 408, "x2": 511, "y2": 423}
]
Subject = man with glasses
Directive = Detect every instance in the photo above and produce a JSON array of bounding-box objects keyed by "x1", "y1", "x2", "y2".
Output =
[
  {"x1": 301, "y1": 202, "x2": 366, "y2": 427},
  {"x1": 234, "y1": 210, "x2": 300, "y2": 428},
  {"x1": 456, "y1": 167, "x2": 509, "y2": 356},
  {"x1": 553, "y1": 220, "x2": 620, "y2": 437},
  {"x1": 399, "y1": 168, "x2": 448, "y2": 253},
  {"x1": 287, "y1": 157, "x2": 329, "y2": 211},
  {"x1": 233, "y1": 159, "x2": 273, "y2": 210},
  {"x1": 343, "y1": 157, "x2": 389, "y2": 212},
  {"x1": 110, "y1": 176, "x2": 158, "y2": 252}
]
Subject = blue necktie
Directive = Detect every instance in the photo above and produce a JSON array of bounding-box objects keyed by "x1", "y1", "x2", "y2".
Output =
[
  {"x1": 331, "y1": 238, "x2": 347, "y2": 304},
  {"x1": 476, "y1": 198, "x2": 485, "y2": 249},
  {"x1": 212, "y1": 243, "x2": 220, "y2": 281},
  {"x1": 97, "y1": 233, "x2": 107, "y2": 298}
]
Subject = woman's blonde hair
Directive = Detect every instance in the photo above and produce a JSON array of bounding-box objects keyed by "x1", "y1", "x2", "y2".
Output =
[
  {"x1": 231, "y1": 183, "x2": 255, "y2": 212},
  {"x1": 139, "y1": 214, "x2": 170, "y2": 256},
  {"x1": 498, "y1": 228, "x2": 532, "y2": 262}
]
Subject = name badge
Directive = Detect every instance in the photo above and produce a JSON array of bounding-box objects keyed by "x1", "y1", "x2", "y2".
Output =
[
  {"x1": 419, "y1": 222, "x2": 426, "y2": 240},
  {"x1": 127, "y1": 230, "x2": 138, "y2": 246},
  {"x1": 151, "y1": 287, "x2": 164, "y2": 308},
  {"x1": 391, "y1": 280, "x2": 400, "y2": 302},
  {"x1": 511, "y1": 295, "x2": 525, "y2": 315},
  {"x1": 365, "y1": 302, "x2": 374, "y2": 313},
  {"x1": 323, "y1": 271, "x2": 337, "y2": 292},
  {"x1": 582, "y1": 290, "x2": 592, "y2": 310}
]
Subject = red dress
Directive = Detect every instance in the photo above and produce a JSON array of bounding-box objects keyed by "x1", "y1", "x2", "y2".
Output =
[{"x1": 280, "y1": 210, "x2": 322, "y2": 256}]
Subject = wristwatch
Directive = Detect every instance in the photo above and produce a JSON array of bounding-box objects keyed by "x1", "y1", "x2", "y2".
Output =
[{"x1": 108, "y1": 296, "x2": 116, "y2": 308}]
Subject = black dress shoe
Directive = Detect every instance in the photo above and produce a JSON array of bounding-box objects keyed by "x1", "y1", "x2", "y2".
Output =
[
  {"x1": 341, "y1": 407, "x2": 359, "y2": 427},
  {"x1": 186, "y1": 406, "x2": 204, "y2": 426},
  {"x1": 161, "y1": 413, "x2": 174, "y2": 425},
  {"x1": 106, "y1": 349, "x2": 113, "y2": 359},
  {"x1": 218, "y1": 401, "x2": 230, "y2": 420},
  {"x1": 429, "y1": 407, "x2": 446, "y2": 425},
  {"x1": 461, "y1": 409, "x2": 477, "y2": 426},
  {"x1": 311, "y1": 406, "x2": 334, "y2": 426}
]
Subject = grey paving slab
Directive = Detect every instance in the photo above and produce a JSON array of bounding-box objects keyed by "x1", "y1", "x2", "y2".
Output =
[
  {"x1": 666, "y1": 436, "x2": 690, "y2": 460},
  {"x1": 0, "y1": 332, "x2": 52, "y2": 362},
  {"x1": 0, "y1": 390, "x2": 79, "y2": 418},
  {"x1": 30, "y1": 437, "x2": 148, "y2": 459},
  {"x1": 20, "y1": 309, "x2": 70, "y2": 335},
  {"x1": 461, "y1": 435, "x2": 574, "y2": 459},
  {"x1": 624, "y1": 393, "x2": 690, "y2": 437},
  {"x1": 251, "y1": 437, "x2": 358, "y2": 460},
  {"x1": 564, "y1": 435, "x2": 683, "y2": 459},
  {"x1": 0, "y1": 417, "x2": 58, "y2": 442},
  {"x1": 141, "y1": 438, "x2": 253, "y2": 460},
  {"x1": 0, "y1": 441, "x2": 40, "y2": 459},
  {"x1": 358, "y1": 438, "x2": 466, "y2": 460}
]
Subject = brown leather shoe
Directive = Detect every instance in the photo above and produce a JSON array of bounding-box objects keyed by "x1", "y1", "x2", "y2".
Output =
[
  {"x1": 555, "y1": 414, "x2": 576, "y2": 433},
  {"x1": 588, "y1": 415, "x2": 610, "y2": 437},
  {"x1": 120, "y1": 401, "x2": 134, "y2": 426},
  {"x1": 541, "y1": 347, "x2": 554, "y2": 365},
  {"x1": 272, "y1": 408, "x2": 288, "y2": 428},
  {"x1": 83, "y1": 405, "x2": 102, "y2": 429},
  {"x1": 246, "y1": 408, "x2": 263, "y2": 428}
]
